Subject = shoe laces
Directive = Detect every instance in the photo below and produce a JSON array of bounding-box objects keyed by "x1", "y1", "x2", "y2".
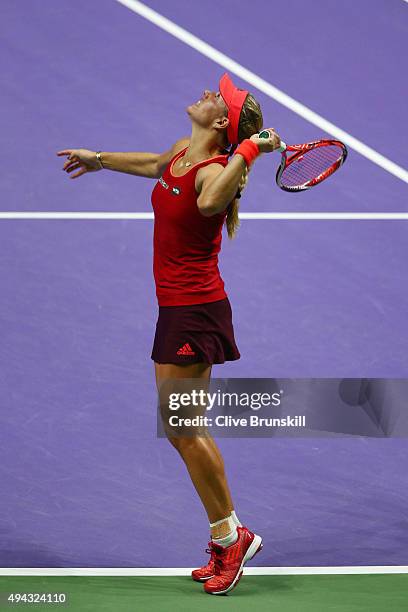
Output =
[
  {"x1": 205, "y1": 542, "x2": 216, "y2": 560},
  {"x1": 210, "y1": 543, "x2": 226, "y2": 573},
  {"x1": 214, "y1": 555, "x2": 224, "y2": 572}
]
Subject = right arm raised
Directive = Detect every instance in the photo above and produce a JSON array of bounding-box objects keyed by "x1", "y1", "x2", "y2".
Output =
[{"x1": 57, "y1": 138, "x2": 190, "y2": 180}]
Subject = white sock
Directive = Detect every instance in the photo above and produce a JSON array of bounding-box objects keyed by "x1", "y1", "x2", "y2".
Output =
[
  {"x1": 210, "y1": 515, "x2": 238, "y2": 548},
  {"x1": 212, "y1": 529, "x2": 238, "y2": 548},
  {"x1": 230, "y1": 510, "x2": 242, "y2": 527}
]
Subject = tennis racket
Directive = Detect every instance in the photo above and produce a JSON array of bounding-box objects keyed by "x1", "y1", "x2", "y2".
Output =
[{"x1": 259, "y1": 130, "x2": 347, "y2": 192}]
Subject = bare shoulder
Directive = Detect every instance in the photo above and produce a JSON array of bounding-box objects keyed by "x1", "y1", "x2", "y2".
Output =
[
  {"x1": 195, "y1": 162, "x2": 225, "y2": 195},
  {"x1": 156, "y1": 136, "x2": 190, "y2": 177}
]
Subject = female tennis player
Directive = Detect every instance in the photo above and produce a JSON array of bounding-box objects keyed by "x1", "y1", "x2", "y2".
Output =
[{"x1": 57, "y1": 73, "x2": 281, "y2": 595}]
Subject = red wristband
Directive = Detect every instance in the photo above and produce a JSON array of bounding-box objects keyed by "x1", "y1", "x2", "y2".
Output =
[{"x1": 234, "y1": 139, "x2": 260, "y2": 168}]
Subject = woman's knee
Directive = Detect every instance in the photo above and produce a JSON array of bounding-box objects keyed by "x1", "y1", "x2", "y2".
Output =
[{"x1": 166, "y1": 434, "x2": 201, "y2": 454}]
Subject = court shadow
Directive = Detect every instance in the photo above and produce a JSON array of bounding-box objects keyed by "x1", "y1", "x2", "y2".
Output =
[{"x1": 0, "y1": 540, "x2": 69, "y2": 567}]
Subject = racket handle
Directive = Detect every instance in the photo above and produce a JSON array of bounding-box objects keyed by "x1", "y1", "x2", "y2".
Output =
[{"x1": 258, "y1": 130, "x2": 286, "y2": 152}]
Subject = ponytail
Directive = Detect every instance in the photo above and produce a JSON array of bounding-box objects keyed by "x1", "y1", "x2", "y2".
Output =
[{"x1": 226, "y1": 198, "x2": 240, "y2": 239}]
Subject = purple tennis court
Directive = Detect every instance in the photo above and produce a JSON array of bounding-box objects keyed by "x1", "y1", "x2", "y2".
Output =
[{"x1": 1, "y1": 0, "x2": 407, "y2": 603}]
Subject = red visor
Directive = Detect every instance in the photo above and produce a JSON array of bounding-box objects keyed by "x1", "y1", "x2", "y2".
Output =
[{"x1": 219, "y1": 73, "x2": 248, "y2": 145}]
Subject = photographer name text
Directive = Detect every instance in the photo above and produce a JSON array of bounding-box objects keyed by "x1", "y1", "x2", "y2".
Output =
[{"x1": 168, "y1": 415, "x2": 306, "y2": 428}]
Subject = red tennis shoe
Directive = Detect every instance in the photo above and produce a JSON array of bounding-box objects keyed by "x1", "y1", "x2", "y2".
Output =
[
  {"x1": 203, "y1": 526, "x2": 263, "y2": 595},
  {"x1": 191, "y1": 541, "x2": 216, "y2": 582}
]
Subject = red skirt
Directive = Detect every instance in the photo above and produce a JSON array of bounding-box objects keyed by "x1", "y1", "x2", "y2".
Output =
[{"x1": 151, "y1": 298, "x2": 240, "y2": 365}]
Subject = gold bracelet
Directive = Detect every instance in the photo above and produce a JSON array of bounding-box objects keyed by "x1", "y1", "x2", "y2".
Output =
[{"x1": 96, "y1": 151, "x2": 104, "y2": 169}]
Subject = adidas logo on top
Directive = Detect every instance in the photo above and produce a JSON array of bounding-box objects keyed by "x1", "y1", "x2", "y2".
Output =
[{"x1": 177, "y1": 343, "x2": 195, "y2": 356}]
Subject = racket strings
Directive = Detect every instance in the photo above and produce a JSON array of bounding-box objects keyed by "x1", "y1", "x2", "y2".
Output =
[{"x1": 281, "y1": 145, "x2": 343, "y2": 187}]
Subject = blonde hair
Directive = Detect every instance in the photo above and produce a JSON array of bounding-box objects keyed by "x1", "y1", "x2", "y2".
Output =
[{"x1": 225, "y1": 94, "x2": 263, "y2": 238}]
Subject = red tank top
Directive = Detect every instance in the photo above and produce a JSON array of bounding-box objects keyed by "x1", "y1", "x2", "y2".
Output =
[{"x1": 151, "y1": 147, "x2": 230, "y2": 306}]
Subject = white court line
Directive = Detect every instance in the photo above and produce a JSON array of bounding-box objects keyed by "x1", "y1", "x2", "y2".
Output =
[
  {"x1": 115, "y1": 0, "x2": 408, "y2": 185},
  {"x1": 1, "y1": 566, "x2": 407, "y2": 576},
  {"x1": 1, "y1": 212, "x2": 407, "y2": 220}
]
